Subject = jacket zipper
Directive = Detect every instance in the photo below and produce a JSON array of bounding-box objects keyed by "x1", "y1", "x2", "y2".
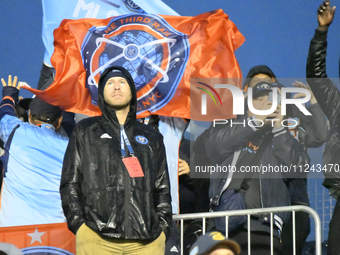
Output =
[
  {"x1": 124, "y1": 163, "x2": 131, "y2": 237},
  {"x1": 259, "y1": 172, "x2": 263, "y2": 208}
]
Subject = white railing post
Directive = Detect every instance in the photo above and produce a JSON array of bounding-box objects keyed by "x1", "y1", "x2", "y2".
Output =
[{"x1": 173, "y1": 205, "x2": 322, "y2": 255}]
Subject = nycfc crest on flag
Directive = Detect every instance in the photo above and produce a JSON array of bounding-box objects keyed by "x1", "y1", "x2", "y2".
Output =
[
  {"x1": 82, "y1": 13, "x2": 189, "y2": 116},
  {"x1": 24, "y1": 9, "x2": 245, "y2": 120}
]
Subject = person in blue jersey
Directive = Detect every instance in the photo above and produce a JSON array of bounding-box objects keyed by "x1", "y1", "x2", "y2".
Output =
[
  {"x1": 0, "y1": 75, "x2": 69, "y2": 227},
  {"x1": 60, "y1": 66, "x2": 172, "y2": 255}
]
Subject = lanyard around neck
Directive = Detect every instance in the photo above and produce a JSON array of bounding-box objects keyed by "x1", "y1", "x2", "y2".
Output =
[{"x1": 120, "y1": 129, "x2": 134, "y2": 158}]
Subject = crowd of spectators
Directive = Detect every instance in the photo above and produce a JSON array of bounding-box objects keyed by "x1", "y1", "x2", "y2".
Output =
[{"x1": 0, "y1": 0, "x2": 338, "y2": 255}]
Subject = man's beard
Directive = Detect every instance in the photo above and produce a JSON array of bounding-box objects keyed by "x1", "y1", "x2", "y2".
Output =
[{"x1": 107, "y1": 101, "x2": 130, "y2": 111}]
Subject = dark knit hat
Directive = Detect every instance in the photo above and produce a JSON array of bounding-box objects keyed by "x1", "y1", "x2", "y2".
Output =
[
  {"x1": 99, "y1": 69, "x2": 130, "y2": 95},
  {"x1": 18, "y1": 97, "x2": 62, "y2": 124}
]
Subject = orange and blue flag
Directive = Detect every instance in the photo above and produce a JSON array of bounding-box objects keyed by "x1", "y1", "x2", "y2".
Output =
[
  {"x1": 24, "y1": 9, "x2": 245, "y2": 120},
  {"x1": 41, "y1": 0, "x2": 179, "y2": 66}
]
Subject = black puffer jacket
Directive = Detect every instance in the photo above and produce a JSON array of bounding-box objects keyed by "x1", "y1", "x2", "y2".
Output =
[
  {"x1": 306, "y1": 29, "x2": 340, "y2": 190},
  {"x1": 60, "y1": 66, "x2": 172, "y2": 240}
]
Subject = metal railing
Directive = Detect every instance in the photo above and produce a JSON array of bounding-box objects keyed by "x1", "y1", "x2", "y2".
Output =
[{"x1": 173, "y1": 205, "x2": 321, "y2": 255}]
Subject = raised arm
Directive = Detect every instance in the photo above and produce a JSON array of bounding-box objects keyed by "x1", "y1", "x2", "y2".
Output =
[
  {"x1": 306, "y1": 0, "x2": 339, "y2": 120},
  {"x1": 0, "y1": 75, "x2": 20, "y2": 119},
  {"x1": 0, "y1": 75, "x2": 23, "y2": 143}
]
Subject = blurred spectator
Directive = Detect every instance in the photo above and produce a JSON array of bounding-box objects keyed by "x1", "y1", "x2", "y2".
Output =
[
  {"x1": 306, "y1": 1, "x2": 338, "y2": 254},
  {"x1": 199, "y1": 82, "x2": 309, "y2": 255},
  {"x1": 243, "y1": 65, "x2": 328, "y2": 255},
  {"x1": 157, "y1": 116, "x2": 189, "y2": 255},
  {"x1": 0, "y1": 100, "x2": 28, "y2": 192},
  {"x1": 0, "y1": 75, "x2": 68, "y2": 226},
  {"x1": 189, "y1": 231, "x2": 241, "y2": 255},
  {"x1": 179, "y1": 137, "x2": 210, "y2": 214},
  {"x1": 0, "y1": 102, "x2": 27, "y2": 192},
  {"x1": 35, "y1": 63, "x2": 76, "y2": 137},
  {"x1": 179, "y1": 138, "x2": 196, "y2": 214},
  {"x1": 14, "y1": 104, "x2": 28, "y2": 122}
]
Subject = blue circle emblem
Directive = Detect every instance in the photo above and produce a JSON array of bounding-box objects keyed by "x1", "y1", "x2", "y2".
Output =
[
  {"x1": 124, "y1": 44, "x2": 139, "y2": 59},
  {"x1": 135, "y1": 135, "x2": 148, "y2": 145}
]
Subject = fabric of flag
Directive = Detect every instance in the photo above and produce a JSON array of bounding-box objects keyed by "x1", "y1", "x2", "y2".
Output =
[
  {"x1": 25, "y1": 9, "x2": 244, "y2": 120},
  {"x1": 0, "y1": 223, "x2": 75, "y2": 254},
  {"x1": 41, "y1": 0, "x2": 179, "y2": 66}
]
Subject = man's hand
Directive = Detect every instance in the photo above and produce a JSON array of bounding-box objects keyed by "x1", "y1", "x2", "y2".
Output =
[
  {"x1": 1, "y1": 75, "x2": 20, "y2": 90},
  {"x1": 1, "y1": 75, "x2": 21, "y2": 103},
  {"x1": 178, "y1": 158, "x2": 190, "y2": 176},
  {"x1": 292, "y1": 81, "x2": 317, "y2": 105},
  {"x1": 317, "y1": 0, "x2": 336, "y2": 30}
]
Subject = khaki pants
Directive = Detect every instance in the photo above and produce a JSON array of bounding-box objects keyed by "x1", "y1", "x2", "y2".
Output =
[{"x1": 76, "y1": 224, "x2": 166, "y2": 255}]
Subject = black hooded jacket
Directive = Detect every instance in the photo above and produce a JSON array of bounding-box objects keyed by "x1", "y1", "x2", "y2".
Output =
[{"x1": 60, "y1": 66, "x2": 172, "y2": 240}]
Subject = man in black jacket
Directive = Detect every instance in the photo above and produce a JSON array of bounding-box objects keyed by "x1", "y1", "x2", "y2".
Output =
[
  {"x1": 202, "y1": 82, "x2": 310, "y2": 255},
  {"x1": 60, "y1": 66, "x2": 172, "y2": 254},
  {"x1": 306, "y1": 1, "x2": 338, "y2": 254},
  {"x1": 243, "y1": 65, "x2": 328, "y2": 255}
]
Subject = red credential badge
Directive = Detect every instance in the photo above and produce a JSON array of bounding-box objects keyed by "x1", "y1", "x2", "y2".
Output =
[{"x1": 122, "y1": 157, "x2": 144, "y2": 177}]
